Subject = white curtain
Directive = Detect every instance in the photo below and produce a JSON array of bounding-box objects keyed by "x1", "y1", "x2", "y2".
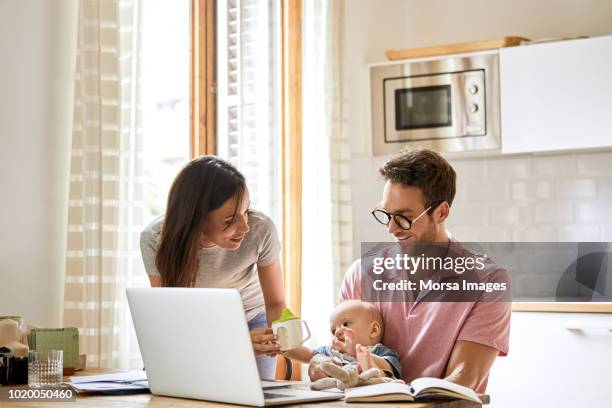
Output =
[
  {"x1": 301, "y1": 0, "x2": 353, "y2": 348},
  {"x1": 64, "y1": 0, "x2": 147, "y2": 369}
]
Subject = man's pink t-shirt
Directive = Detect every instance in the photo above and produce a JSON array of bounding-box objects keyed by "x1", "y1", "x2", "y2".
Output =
[{"x1": 338, "y1": 240, "x2": 511, "y2": 393}]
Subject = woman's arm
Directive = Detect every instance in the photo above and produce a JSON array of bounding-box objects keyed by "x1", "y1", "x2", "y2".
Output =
[
  {"x1": 149, "y1": 275, "x2": 161, "y2": 287},
  {"x1": 257, "y1": 259, "x2": 286, "y2": 324},
  {"x1": 252, "y1": 259, "x2": 284, "y2": 357}
]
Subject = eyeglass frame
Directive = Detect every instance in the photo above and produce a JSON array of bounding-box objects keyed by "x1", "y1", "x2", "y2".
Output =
[{"x1": 371, "y1": 205, "x2": 435, "y2": 231}]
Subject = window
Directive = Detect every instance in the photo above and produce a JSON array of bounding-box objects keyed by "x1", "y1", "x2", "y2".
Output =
[
  {"x1": 142, "y1": 0, "x2": 191, "y2": 219},
  {"x1": 217, "y1": 0, "x2": 281, "y2": 225}
]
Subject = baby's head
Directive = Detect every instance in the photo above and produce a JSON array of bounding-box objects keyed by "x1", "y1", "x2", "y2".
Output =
[{"x1": 329, "y1": 300, "x2": 384, "y2": 347}]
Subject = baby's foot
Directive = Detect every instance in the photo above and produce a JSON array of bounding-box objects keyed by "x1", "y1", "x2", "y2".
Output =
[{"x1": 355, "y1": 344, "x2": 375, "y2": 372}]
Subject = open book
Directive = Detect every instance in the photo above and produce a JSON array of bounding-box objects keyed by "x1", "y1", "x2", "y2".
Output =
[{"x1": 344, "y1": 378, "x2": 481, "y2": 403}]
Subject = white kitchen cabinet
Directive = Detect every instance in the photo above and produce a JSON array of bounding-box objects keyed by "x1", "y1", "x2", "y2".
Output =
[
  {"x1": 500, "y1": 36, "x2": 612, "y2": 154},
  {"x1": 486, "y1": 312, "x2": 612, "y2": 408}
]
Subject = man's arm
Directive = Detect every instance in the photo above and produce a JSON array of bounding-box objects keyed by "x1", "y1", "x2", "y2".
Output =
[{"x1": 443, "y1": 340, "x2": 499, "y2": 391}]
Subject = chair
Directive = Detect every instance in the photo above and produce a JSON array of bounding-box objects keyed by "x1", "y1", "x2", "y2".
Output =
[{"x1": 275, "y1": 355, "x2": 301, "y2": 380}]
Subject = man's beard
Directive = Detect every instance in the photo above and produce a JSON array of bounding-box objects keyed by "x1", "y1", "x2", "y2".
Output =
[{"x1": 415, "y1": 219, "x2": 438, "y2": 243}]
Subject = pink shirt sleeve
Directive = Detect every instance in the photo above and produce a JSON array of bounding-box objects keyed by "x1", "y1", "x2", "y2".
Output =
[
  {"x1": 456, "y1": 300, "x2": 511, "y2": 356},
  {"x1": 338, "y1": 259, "x2": 362, "y2": 301}
]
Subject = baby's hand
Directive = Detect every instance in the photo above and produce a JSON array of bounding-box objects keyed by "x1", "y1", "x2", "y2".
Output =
[
  {"x1": 355, "y1": 344, "x2": 375, "y2": 373},
  {"x1": 308, "y1": 354, "x2": 333, "y2": 381},
  {"x1": 332, "y1": 326, "x2": 357, "y2": 356}
]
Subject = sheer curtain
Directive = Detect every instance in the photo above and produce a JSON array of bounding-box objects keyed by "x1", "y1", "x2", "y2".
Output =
[
  {"x1": 64, "y1": 0, "x2": 148, "y2": 369},
  {"x1": 301, "y1": 0, "x2": 353, "y2": 348}
]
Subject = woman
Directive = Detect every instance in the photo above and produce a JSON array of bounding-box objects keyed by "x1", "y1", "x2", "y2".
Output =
[{"x1": 140, "y1": 156, "x2": 284, "y2": 379}]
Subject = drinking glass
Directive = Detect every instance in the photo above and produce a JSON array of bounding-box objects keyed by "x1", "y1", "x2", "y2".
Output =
[
  {"x1": 28, "y1": 350, "x2": 63, "y2": 387},
  {"x1": 0, "y1": 352, "x2": 10, "y2": 384}
]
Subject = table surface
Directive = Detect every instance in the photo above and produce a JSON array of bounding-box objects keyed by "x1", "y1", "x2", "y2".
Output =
[{"x1": 0, "y1": 369, "x2": 489, "y2": 408}]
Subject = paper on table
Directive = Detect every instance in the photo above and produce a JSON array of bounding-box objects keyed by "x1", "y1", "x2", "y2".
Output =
[
  {"x1": 69, "y1": 370, "x2": 147, "y2": 384},
  {"x1": 67, "y1": 380, "x2": 149, "y2": 393},
  {"x1": 260, "y1": 379, "x2": 305, "y2": 389}
]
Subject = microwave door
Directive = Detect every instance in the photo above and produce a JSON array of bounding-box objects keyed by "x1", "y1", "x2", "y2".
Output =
[{"x1": 383, "y1": 71, "x2": 478, "y2": 143}]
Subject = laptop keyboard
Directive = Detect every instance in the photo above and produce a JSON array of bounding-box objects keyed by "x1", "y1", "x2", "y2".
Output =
[{"x1": 264, "y1": 392, "x2": 291, "y2": 399}]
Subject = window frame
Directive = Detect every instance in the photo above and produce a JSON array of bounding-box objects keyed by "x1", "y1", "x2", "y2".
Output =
[
  {"x1": 190, "y1": 0, "x2": 217, "y2": 157},
  {"x1": 280, "y1": 0, "x2": 302, "y2": 316}
]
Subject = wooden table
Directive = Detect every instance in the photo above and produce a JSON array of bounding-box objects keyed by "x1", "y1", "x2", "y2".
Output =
[{"x1": 1, "y1": 369, "x2": 489, "y2": 408}]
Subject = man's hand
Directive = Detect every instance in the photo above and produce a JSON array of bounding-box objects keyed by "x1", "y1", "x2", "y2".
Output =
[
  {"x1": 331, "y1": 327, "x2": 357, "y2": 357},
  {"x1": 308, "y1": 354, "x2": 332, "y2": 381}
]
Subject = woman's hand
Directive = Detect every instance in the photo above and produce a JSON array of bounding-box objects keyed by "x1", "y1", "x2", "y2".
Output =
[{"x1": 250, "y1": 327, "x2": 281, "y2": 356}]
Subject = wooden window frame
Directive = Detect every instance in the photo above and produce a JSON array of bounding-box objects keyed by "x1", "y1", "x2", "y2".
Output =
[
  {"x1": 190, "y1": 0, "x2": 217, "y2": 157},
  {"x1": 280, "y1": 0, "x2": 302, "y2": 317}
]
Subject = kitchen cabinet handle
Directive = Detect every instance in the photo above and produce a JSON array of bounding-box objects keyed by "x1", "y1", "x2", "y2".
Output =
[{"x1": 564, "y1": 318, "x2": 612, "y2": 332}]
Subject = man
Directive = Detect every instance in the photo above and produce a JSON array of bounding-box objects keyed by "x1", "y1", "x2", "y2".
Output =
[{"x1": 310, "y1": 148, "x2": 510, "y2": 393}]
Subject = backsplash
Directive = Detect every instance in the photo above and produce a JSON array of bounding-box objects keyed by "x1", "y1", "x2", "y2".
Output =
[{"x1": 350, "y1": 150, "x2": 612, "y2": 258}]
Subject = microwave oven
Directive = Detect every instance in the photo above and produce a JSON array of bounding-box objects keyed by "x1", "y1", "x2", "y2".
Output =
[{"x1": 370, "y1": 51, "x2": 500, "y2": 155}]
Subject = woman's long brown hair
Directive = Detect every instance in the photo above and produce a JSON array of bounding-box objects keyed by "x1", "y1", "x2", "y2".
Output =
[{"x1": 155, "y1": 156, "x2": 246, "y2": 287}]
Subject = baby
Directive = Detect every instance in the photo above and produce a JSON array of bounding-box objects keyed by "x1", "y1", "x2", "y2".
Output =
[{"x1": 283, "y1": 300, "x2": 401, "y2": 379}]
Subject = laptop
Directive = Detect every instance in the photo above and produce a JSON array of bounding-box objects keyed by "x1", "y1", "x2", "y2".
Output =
[{"x1": 126, "y1": 287, "x2": 342, "y2": 406}]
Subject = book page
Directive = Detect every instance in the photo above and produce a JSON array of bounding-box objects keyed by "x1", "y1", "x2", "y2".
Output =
[
  {"x1": 345, "y1": 382, "x2": 414, "y2": 399},
  {"x1": 411, "y1": 377, "x2": 480, "y2": 403}
]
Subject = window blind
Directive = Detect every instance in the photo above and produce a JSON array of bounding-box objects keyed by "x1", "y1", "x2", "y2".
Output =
[{"x1": 217, "y1": 0, "x2": 280, "y2": 224}]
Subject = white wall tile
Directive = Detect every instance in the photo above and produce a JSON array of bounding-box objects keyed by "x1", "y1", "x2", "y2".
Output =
[
  {"x1": 449, "y1": 159, "x2": 487, "y2": 182},
  {"x1": 466, "y1": 182, "x2": 511, "y2": 202},
  {"x1": 514, "y1": 228, "x2": 558, "y2": 241},
  {"x1": 532, "y1": 154, "x2": 577, "y2": 177},
  {"x1": 446, "y1": 227, "x2": 482, "y2": 242},
  {"x1": 489, "y1": 204, "x2": 531, "y2": 225},
  {"x1": 451, "y1": 184, "x2": 467, "y2": 204},
  {"x1": 511, "y1": 181, "x2": 553, "y2": 201},
  {"x1": 597, "y1": 179, "x2": 612, "y2": 198},
  {"x1": 487, "y1": 157, "x2": 531, "y2": 180},
  {"x1": 450, "y1": 227, "x2": 514, "y2": 242},
  {"x1": 557, "y1": 226, "x2": 600, "y2": 242},
  {"x1": 533, "y1": 202, "x2": 574, "y2": 224},
  {"x1": 576, "y1": 202, "x2": 612, "y2": 222},
  {"x1": 447, "y1": 203, "x2": 488, "y2": 226},
  {"x1": 600, "y1": 224, "x2": 612, "y2": 241},
  {"x1": 555, "y1": 179, "x2": 597, "y2": 199},
  {"x1": 577, "y1": 152, "x2": 612, "y2": 176}
]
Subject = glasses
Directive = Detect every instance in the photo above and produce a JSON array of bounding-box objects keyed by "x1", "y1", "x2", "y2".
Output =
[{"x1": 371, "y1": 206, "x2": 431, "y2": 230}]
